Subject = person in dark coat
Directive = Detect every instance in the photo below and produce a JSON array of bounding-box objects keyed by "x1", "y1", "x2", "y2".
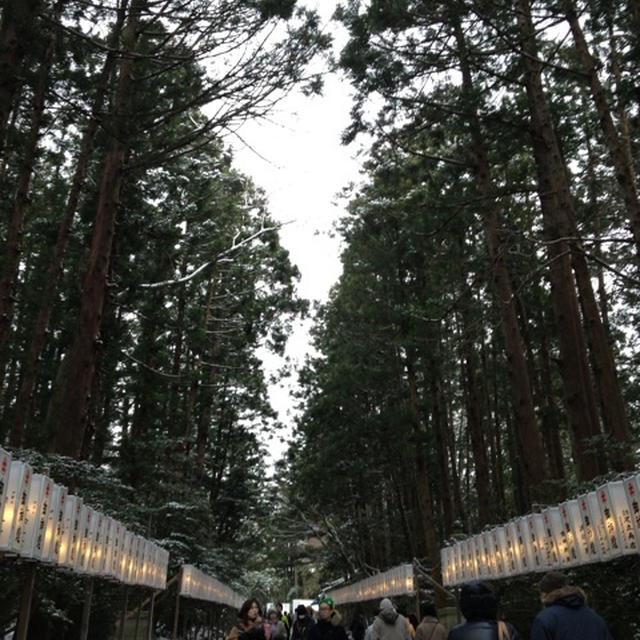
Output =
[
  {"x1": 530, "y1": 572, "x2": 613, "y2": 640},
  {"x1": 447, "y1": 581, "x2": 519, "y2": 640},
  {"x1": 308, "y1": 596, "x2": 348, "y2": 640},
  {"x1": 292, "y1": 604, "x2": 316, "y2": 640},
  {"x1": 350, "y1": 609, "x2": 367, "y2": 640}
]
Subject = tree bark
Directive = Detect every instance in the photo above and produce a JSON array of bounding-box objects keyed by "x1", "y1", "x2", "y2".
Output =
[
  {"x1": 515, "y1": 0, "x2": 608, "y2": 480},
  {"x1": 0, "y1": 0, "x2": 42, "y2": 157},
  {"x1": 564, "y1": 0, "x2": 640, "y2": 257},
  {"x1": 0, "y1": 2, "x2": 59, "y2": 391},
  {"x1": 10, "y1": 1, "x2": 127, "y2": 446},
  {"x1": 48, "y1": 0, "x2": 146, "y2": 457},
  {"x1": 452, "y1": 10, "x2": 548, "y2": 502}
]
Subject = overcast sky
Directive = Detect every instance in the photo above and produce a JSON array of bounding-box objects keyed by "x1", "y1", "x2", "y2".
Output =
[{"x1": 228, "y1": 2, "x2": 365, "y2": 454}]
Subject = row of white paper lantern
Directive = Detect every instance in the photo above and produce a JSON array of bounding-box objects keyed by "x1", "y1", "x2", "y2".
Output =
[
  {"x1": 0, "y1": 448, "x2": 168, "y2": 589},
  {"x1": 180, "y1": 564, "x2": 244, "y2": 608},
  {"x1": 328, "y1": 564, "x2": 415, "y2": 605},
  {"x1": 441, "y1": 474, "x2": 640, "y2": 586}
]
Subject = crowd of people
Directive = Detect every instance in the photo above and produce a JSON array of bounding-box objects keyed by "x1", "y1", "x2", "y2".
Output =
[{"x1": 226, "y1": 571, "x2": 614, "y2": 640}]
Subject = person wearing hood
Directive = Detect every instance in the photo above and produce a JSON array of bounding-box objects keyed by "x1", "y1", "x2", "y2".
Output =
[
  {"x1": 415, "y1": 603, "x2": 446, "y2": 640},
  {"x1": 370, "y1": 598, "x2": 412, "y2": 640},
  {"x1": 447, "y1": 581, "x2": 519, "y2": 640},
  {"x1": 308, "y1": 596, "x2": 348, "y2": 640},
  {"x1": 531, "y1": 572, "x2": 613, "y2": 640},
  {"x1": 292, "y1": 604, "x2": 316, "y2": 640}
]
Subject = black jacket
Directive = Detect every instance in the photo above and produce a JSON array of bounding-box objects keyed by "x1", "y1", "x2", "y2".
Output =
[
  {"x1": 531, "y1": 586, "x2": 613, "y2": 640},
  {"x1": 308, "y1": 618, "x2": 348, "y2": 640},
  {"x1": 448, "y1": 620, "x2": 519, "y2": 640},
  {"x1": 292, "y1": 617, "x2": 316, "y2": 640}
]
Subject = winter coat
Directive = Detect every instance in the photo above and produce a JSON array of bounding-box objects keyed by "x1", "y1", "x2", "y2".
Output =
[
  {"x1": 292, "y1": 616, "x2": 316, "y2": 640},
  {"x1": 308, "y1": 611, "x2": 348, "y2": 640},
  {"x1": 447, "y1": 620, "x2": 519, "y2": 640},
  {"x1": 370, "y1": 599, "x2": 413, "y2": 640},
  {"x1": 415, "y1": 617, "x2": 447, "y2": 640},
  {"x1": 530, "y1": 586, "x2": 613, "y2": 640},
  {"x1": 269, "y1": 620, "x2": 288, "y2": 640},
  {"x1": 228, "y1": 617, "x2": 270, "y2": 640}
]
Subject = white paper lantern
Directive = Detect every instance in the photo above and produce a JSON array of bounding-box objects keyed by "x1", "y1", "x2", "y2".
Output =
[
  {"x1": 0, "y1": 461, "x2": 33, "y2": 553},
  {"x1": 556, "y1": 500, "x2": 583, "y2": 566},
  {"x1": 583, "y1": 491, "x2": 613, "y2": 560},
  {"x1": 490, "y1": 528, "x2": 508, "y2": 578},
  {"x1": 622, "y1": 475, "x2": 640, "y2": 546},
  {"x1": 524, "y1": 513, "x2": 550, "y2": 572},
  {"x1": 57, "y1": 495, "x2": 84, "y2": 568},
  {"x1": 503, "y1": 522, "x2": 522, "y2": 575},
  {"x1": 20, "y1": 474, "x2": 54, "y2": 559},
  {"x1": 596, "y1": 481, "x2": 637, "y2": 555},
  {"x1": 512, "y1": 518, "x2": 534, "y2": 573},
  {"x1": 0, "y1": 448, "x2": 11, "y2": 518},
  {"x1": 540, "y1": 507, "x2": 562, "y2": 569},
  {"x1": 41, "y1": 484, "x2": 67, "y2": 563}
]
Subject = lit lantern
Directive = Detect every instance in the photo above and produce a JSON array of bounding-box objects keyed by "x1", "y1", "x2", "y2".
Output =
[
  {"x1": 463, "y1": 538, "x2": 478, "y2": 580},
  {"x1": 583, "y1": 491, "x2": 612, "y2": 560},
  {"x1": 118, "y1": 530, "x2": 132, "y2": 582},
  {"x1": 20, "y1": 473, "x2": 54, "y2": 559},
  {"x1": 108, "y1": 520, "x2": 123, "y2": 579},
  {"x1": 556, "y1": 500, "x2": 583, "y2": 567},
  {"x1": 524, "y1": 513, "x2": 549, "y2": 572},
  {"x1": 440, "y1": 547, "x2": 452, "y2": 586},
  {"x1": 540, "y1": 507, "x2": 561, "y2": 569},
  {"x1": 503, "y1": 522, "x2": 521, "y2": 575},
  {"x1": 88, "y1": 510, "x2": 106, "y2": 575},
  {"x1": 0, "y1": 448, "x2": 11, "y2": 519},
  {"x1": 0, "y1": 461, "x2": 32, "y2": 553},
  {"x1": 622, "y1": 475, "x2": 640, "y2": 545},
  {"x1": 575, "y1": 493, "x2": 601, "y2": 561},
  {"x1": 596, "y1": 481, "x2": 637, "y2": 555},
  {"x1": 57, "y1": 494, "x2": 83, "y2": 568},
  {"x1": 490, "y1": 528, "x2": 508, "y2": 578},
  {"x1": 512, "y1": 518, "x2": 534, "y2": 573},
  {"x1": 101, "y1": 517, "x2": 116, "y2": 578},
  {"x1": 480, "y1": 531, "x2": 495, "y2": 578},
  {"x1": 42, "y1": 484, "x2": 67, "y2": 563}
]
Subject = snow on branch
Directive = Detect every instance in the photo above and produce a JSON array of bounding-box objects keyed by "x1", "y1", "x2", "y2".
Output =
[{"x1": 139, "y1": 223, "x2": 285, "y2": 290}]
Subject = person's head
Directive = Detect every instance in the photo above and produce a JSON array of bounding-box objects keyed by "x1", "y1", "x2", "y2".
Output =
[
  {"x1": 318, "y1": 596, "x2": 334, "y2": 620},
  {"x1": 538, "y1": 571, "x2": 568, "y2": 602},
  {"x1": 276, "y1": 603, "x2": 284, "y2": 614},
  {"x1": 240, "y1": 599, "x2": 261, "y2": 623},
  {"x1": 379, "y1": 598, "x2": 395, "y2": 613},
  {"x1": 295, "y1": 604, "x2": 308, "y2": 619},
  {"x1": 420, "y1": 603, "x2": 437, "y2": 620},
  {"x1": 459, "y1": 581, "x2": 497, "y2": 622},
  {"x1": 268, "y1": 610, "x2": 279, "y2": 623},
  {"x1": 408, "y1": 614, "x2": 418, "y2": 628}
]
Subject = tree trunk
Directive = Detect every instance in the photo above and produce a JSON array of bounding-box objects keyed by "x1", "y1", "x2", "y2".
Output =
[
  {"x1": 10, "y1": 1, "x2": 127, "y2": 446},
  {"x1": 0, "y1": 0, "x2": 42, "y2": 157},
  {"x1": 515, "y1": 0, "x2": 607, "y2": 481},
  {"x1": 452, "y1": 9, "x2": 548, "y2": 500},
  {"x1": 564, "y1": 1, "x2": 640, "y2": 258},
  {"x1": 403, "y1": 353, "x2": 442, "y2": 587},
  {"x1": 48, "y1": 0, "x2": 145, "y2": 457},
  {"x1": 0, "y1": 4, "x2": 59, "y2": 391}
]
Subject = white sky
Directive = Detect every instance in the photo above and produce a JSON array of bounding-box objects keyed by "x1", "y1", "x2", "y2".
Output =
[{"x1": 228, "y1": 2, "x2": 365, "y2": 455}]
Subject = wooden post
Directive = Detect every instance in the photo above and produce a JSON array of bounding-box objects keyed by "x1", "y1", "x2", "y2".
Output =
[
  {"x1": 172, "y1": 568, "x2": 182, "y2": 640},
  {"x1": 119, "y1": 588, "x2": 129, "y2": 640},
  {"x1": 147, "y1": 591, "x2": 156, "y2": 640},
  {"x1": 79, "y1": 577, "x2": 95, "y2": 640},
  {"x1": 15, "y1": 564, "x2": 37, "y2": 640},
  {"x1": 134, "y1": 595, "x2": 142, "y2": 639}
]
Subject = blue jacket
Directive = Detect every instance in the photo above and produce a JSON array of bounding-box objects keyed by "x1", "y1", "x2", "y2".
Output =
[{"x1": 531, "y1": 587, "x2": 613, "y2": 640}]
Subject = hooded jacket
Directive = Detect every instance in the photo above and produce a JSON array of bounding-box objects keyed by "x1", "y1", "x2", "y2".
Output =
[
  {"x1": 370, "y1": 599, "x2": 413, "y2": 640},
  {"x1": 447, "y1": 582, "x2": 520, "y2": 640},
  {"x1": 530, "y1": 586, "x2": 613, "y2": 640}
]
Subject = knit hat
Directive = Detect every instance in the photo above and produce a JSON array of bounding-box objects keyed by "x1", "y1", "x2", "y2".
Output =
[
  {"x1": 459, "y1": 581, "x2": 497, "y2": 621},
  {"x1": 538, "y1": 571, "x2": 568, "y2": 594},
  {"x1": 319, "y1": 595, "x2": 334, "y2": 608},
  {"x1": 379, "y1": 598, "x2": 394, "y2": 611},
  {"x1": 295, "y1": 604, "x2": 308, "y2": 615}
]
